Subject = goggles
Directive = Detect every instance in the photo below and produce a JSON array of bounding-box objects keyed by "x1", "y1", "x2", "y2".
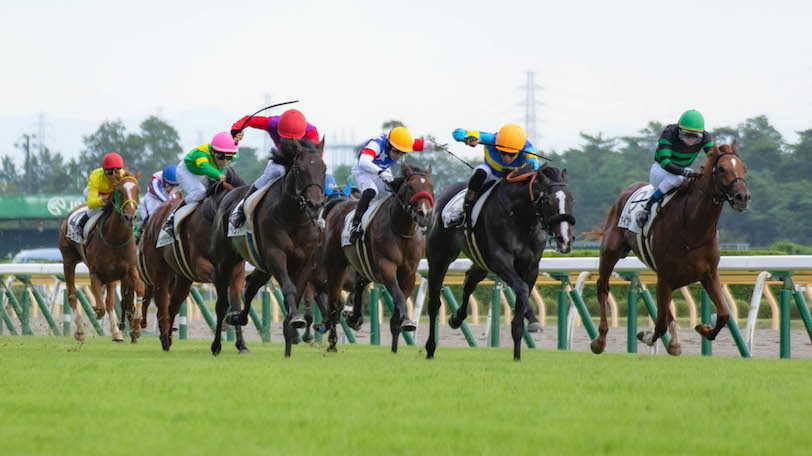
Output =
[
  {"x1": 213, "y1": 152, "x2": 235, "y2": 161},
  {"x1": 679, "y1": 129, "x2": 702, "y2": 142},
  {"x1": 104, "y1": 168, "x2": 121, "y2": 176}
]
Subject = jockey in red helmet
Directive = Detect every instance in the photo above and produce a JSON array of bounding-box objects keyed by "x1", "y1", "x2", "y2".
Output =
[{"x1": 229, "y1": 109, "x2": 321, "y2": 227}]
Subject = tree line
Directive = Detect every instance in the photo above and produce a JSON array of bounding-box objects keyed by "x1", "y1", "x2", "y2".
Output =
[{"x1": 1, "y1": 115, "x2": 808, "y2": 247}]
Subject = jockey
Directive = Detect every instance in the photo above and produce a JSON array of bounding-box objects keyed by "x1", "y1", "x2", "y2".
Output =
[
  {"x1": 349, "y1": 126, "x2": 436, "y2": 242},
  {"x1": 139, "y1": 164, "x2": 179, "y2": 220},
  {"x1": 77, "y1": 152, "x2": 124, "y2": 232},
  {"x1": 452, "y1": 123, "x2": 539, "y2": 229},
  {"x1": 230, "y1": 109, "x2": 320, "y2": 227},
  {"x1": 636, "y1": 109, "x2": 714, "y2": 228},
  {"x1": 163, "y1": 132, "x2": 238, "y2": 234}
]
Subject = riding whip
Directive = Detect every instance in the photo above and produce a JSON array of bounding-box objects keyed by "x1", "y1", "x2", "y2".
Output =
[
  {"x1": 469, "y1": 137, "x2": 552, "y2": 161},
  {"x1": 434, "y1": 143, "x2": 474, "y2": 169},
  {"x1": 236, "y1": 100, "x2": 300, "y2": 133}
]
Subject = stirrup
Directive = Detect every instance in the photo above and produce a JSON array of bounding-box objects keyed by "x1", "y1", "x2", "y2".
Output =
[
  {"x1": 349, "y1": 223, "x2": 363, "y2": 242},
  {"x1": 636, "y1": 211, "x2": 650, "y2": 228},
  {"x1": 230, "y1": 208, "x2": 246, "y2": 227}
]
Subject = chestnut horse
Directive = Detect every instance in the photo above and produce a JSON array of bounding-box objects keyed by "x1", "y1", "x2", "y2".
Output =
[
  {"x1": 210, "y1": 138, "x2": 326, "y2": 357},
  {"x1": 138, "y1": 167, "x2": 246, "y2": 352},
  {"x1": 425, "y1": 164, "x2": 574, "y2": 360},
  {"x1": 314, "y1": 164, "x2": 434, "y2": 353},
  {"x1": 58, "y1": 170, "x2": 142, "y2": 342},
  {"x1": 589, "y1": 142, "x2": 750, "y2": 355}
]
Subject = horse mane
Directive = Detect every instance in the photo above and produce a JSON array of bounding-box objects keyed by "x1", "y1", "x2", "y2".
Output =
[
  {"x1": 271, "y1": 138, "x2": 321, "y2": 169},
  {"x1": 100, "y1": 169, "x2": 138, "y2": 219},
  {"x1": 201, "y1": 167, "x2": 246, "y2": 224}
]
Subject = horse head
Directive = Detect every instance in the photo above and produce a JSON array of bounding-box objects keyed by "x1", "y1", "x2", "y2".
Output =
[
  {"x1": 702, "y1": 140, "x2": 750, "y2": 212},
  {"x1": 535, "y1": 165, "x2": 575, "y2": 253},
  {"x1": 392, "y1": 164, "x2": 434, "y2": 227},
  {"x1": 280, "y1": 137, "x2": 327, "y2": 221},
  {"x1": 110, "y1": 170, "x2": 141, "y2": 225}
]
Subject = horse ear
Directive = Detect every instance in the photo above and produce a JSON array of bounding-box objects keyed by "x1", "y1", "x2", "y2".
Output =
[
  {"x1": 135, "y1": 171, "x2": 142, "y2": 180},
  {"x1": 318, "y1": 136, "x2": 325, "y2": 151},
  {"x1": 561, "y1": 168, "x2": 568, "y2": 182},
  {"x1": 401, "y1": 163, "x2": 413, "y2": 176},
  {"x1": 427, "y1": 164, "x2": 432, "y2": 174},
  {"x1": 731, "y1": 139, "x2": 739, "y2": 155}
]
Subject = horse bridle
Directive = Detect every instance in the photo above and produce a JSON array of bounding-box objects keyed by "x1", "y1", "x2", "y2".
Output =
[
  {"x1": 709, "y1": 151, "x2": 746, "y2": 205},
  {"x1": 507, "y1": 169, "x2": 576, "y2": 239},
  {"x1": 387, "y1": 172, "x2": 435, "y2": 227},
  {"x1": 98, "y1": 175, "x2": 139, "y2": 248},
  {"x1": 285, "y1": 149, "x2": 325, "y2": 221}
]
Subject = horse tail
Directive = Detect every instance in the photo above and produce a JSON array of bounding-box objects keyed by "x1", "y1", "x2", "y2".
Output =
[{"x1": 584, "y1": 204, "x2": 617, "y2": 241}]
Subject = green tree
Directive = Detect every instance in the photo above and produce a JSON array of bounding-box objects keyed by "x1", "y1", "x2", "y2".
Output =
[
  {"x1": 0, "y1": 156, "x2": 20, "y2": 194},
  {"x1": 79, "y1": 120, "x2": 146, "y2": 176},
  {"x1": 229, "y1": 146, "x2": 265, "y2": 183},
  {"x1": 139, "y1": 116, "x2": 183, "y2": 172}
]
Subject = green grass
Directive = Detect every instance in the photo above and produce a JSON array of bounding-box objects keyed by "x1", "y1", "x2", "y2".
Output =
[{"x1": 1, "y1": 337, "x2": 811, "y2": 455}]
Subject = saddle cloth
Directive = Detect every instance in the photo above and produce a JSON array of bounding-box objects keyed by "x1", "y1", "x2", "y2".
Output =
[
  {"x1": 441, "y1": 181, "x2": 499, "y2": 229},
  {"x1": 618, "y1": 185, "x2": 676, "y2": 271},
  {"x1": 228, "y1": 178, "x2": 278, "y2": 238},
  {"x1": 66, "y1": 209, "x2": 103, "y2": 244},
  {"x1": 340, "y1": 196, "x2": 391, "y2": 247},
  {"x1": 156, "y1": 202, "x2": 198, "y2": 248}
]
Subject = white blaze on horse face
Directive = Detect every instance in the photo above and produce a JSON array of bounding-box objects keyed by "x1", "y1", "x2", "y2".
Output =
[
  {"x1": 731, "y1": 158, "x2": 737, "y2": 168},
  {"x1": 555, "y1": 190, "x2": 570, "y2": 244},
  {"x1": 420, "y1": 177, "x2": 426, "y2": 184}
]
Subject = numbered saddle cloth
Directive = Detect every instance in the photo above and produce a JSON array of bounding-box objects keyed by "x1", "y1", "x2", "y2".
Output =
[
  {"x1": 440, "y1": 181, "x2": 499, "y2": 229},
  {"x1": 618, "y1": 185, "x2": 676, "y2": 271},
  {"x1": 227, "y1": 178, "x2": 278, "y2": 238},
  {"x1": 156, "y1": 202, "x2": 198, "y2": 248},
  {"x1": 340, "y1": 196, "x2": 391, "y2": 247},
  {"x1": 66, "y1": 209, "x2": 103, "y2": 244}
]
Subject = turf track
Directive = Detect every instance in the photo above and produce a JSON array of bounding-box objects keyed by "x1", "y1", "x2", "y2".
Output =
[{"x1": 1, "y1": 336, "x2": 810, "y2": 455}]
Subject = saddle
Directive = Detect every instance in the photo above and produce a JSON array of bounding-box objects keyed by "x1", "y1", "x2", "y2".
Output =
[
  {"x1": 618, "y1": 185, "x2": 677, "y2": 271},
  {"x1": 66, "y1": 209, "x2": 104, "y2": 245},
  {"x1": 156, "y1": 202, "x2": 198, "y2": 248},
  {"x1": 341, "y1": 196, "x2": 391, "y2": 283},
  {"x1": 227, "y1": 178, "x2": 278, "y2": 238},
  {"x1": 441, "y1": 181, "x2": 499, "y2": 229}
]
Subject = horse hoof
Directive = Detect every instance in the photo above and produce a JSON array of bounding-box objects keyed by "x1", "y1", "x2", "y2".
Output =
[
  {"x1": 292, "y1": 334, "x2": 301, "y2": 345},
  {"x1": 225, "y1": 311, "x2": 247, "y2": 326},
  {"x1": 140, "y1": 319, "x2": 147, "y2": 329},
  {"x1": 130, "y1": 337, "x2": 138, "y2": 344},
  {"x1": 400, "y1": 319, "x2": 417, "y2": 332},
  {"x1": 302, "y1": 333, "x2": 313, "y2": 343},
  {"x1": 667, "y1": 344, "x2": 682, "y2": 356},
  {"x1": 74, "y1": 332, "x2": 85, "y2": 342},
  {"x1": 590, "y1": 338, "x2": 605, "y2": 354},
  {"x1": 238, "y1": 347, "x2": 251, "y2": 355},
  {"x1": 347, "y1": 316, "x2": 363, "y2": 331},
  {"x1": 448, "y1": 314, "x2": 462, "y2": 329},
  {"x1": 694, "y1": 324, "x2": 713, "y2": 339},
  {"x1": 211, "y1": 343, "x2": 221, "y2": 356},
  {"x1": 93, "y1": 307, "x2": 106, "y2": 319},
  {"x1": 112, "y1": 333, "x2": 124, "y2": 342},
  {"x1": 118, "y1": 322, "x2": 126, "y2": 331},
  {"x1": 637, "y1": 331, "x2": 655, "y2": 347},
  {"x1": 527, "y1": 322, "x2": 544, "y2": 333},
  {"x1": 290, "y1": 315, "x2": 306, "y2": 329}
]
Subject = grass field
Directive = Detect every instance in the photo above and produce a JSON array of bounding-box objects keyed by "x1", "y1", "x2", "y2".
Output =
[{"x1": 1, "y1": 337, "x2": 811, "y2": 455}]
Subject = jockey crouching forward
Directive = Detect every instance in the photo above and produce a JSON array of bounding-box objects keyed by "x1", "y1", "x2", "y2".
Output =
[
  {"x1": 230, "y1": 109, "x2": 320, "y2": 227},
  {"x1": 140, "y1": 164, "x2": 179, "y2": 220},
  {"x1": 451, "y1": 123, "x2": 539, "y2": 229},
  {"x1": 77, "y1": 152, "x2": 125, "y2": 233},
  {"x1": 636, "y1": 109, "x2": 713, "y2": 228},
  {"x1": 162, "y1": 132, "x2": 238, "y2": 235},
  {"x1": 349, "y1": 126, "x2": 436, "y2": 242}
]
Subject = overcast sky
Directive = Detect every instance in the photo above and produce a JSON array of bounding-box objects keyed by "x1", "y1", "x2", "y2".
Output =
[{"x1": 1, "y1": 0, "x2": 810, "y2": 169}]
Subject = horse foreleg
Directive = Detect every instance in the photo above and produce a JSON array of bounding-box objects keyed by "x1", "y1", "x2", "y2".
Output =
[
  {"x1": 89, "y1": 274, "x2": 106, "y2": 320},
  {"x1": 62, "y1": 258, "x2": 85, "y2": 341},
  {"x1": 167, "y1": 279, "x2": 192, "y2": 351},
  {"x1": 637, "y1": 281, "x2": 674, "y2": 352},
  {"x1": 592, "y1": 235, "x2": 626, "y2": 354},
  {"x1": 106, "y1": 283, "x2": 123, "y2": 342},
  {"x1": 696, "y1": 271, "x2": 729, "y2": 342},
  {"x1": 233, "y1": 267, "x2": 261, "y2": 355},
  {"x1": 301, "y1": 286, "x2": 314, "y2": 343},
  {"x1": 347, "y1": 276, "x2": 369, "y2": 331},
  {"x1": 450, "y1": 266, "x2": 487, "y2": 329},
  {"x1": 154, "y1": 282, "x2": 172, "y2": 351},
  {"x1": 211, "y1": 275, "x2": 232, "y2": 356},
  {"x1": 425, "y1": 258, "x2": 452, "y2": 359}
]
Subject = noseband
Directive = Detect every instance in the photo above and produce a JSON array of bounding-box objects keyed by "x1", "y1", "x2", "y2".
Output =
[
  {"x1": 388, "y1": 172, "x2": 434, "y2": 227},
  {"x1": 286, "y1": 149, "x2": 325, "y2": 218}
]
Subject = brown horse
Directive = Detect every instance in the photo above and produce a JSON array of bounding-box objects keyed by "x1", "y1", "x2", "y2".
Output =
[
  {"x1": 589, "y1": 142, "x2": 750, "y2": 355},
  {"x1": 210, "y1": 138, "x2": 326, "y2": 357},
  {"x1": 315, "y1": 164, "x2": 434, "y2": 353},
  {"x1": 138, "y1": 167, "x2": 246, "y2": 352},
  {"x1": 58, "y1": 170, "x2": 142, "y2": 342}
]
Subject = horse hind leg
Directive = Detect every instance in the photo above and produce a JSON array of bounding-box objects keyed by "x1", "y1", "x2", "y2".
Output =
[
  {"x1": 63, "y1": 258, "x2": 86, "y2": 342},
  {"x1": 449, "y1": 266, "x2": 487, "y2": 329},
  {"x1": 232, "y1": 267, "x2": 258, "y2": 355},
  {"x1": 637, "y1": 281, "x2": 674, "y2": 352}
]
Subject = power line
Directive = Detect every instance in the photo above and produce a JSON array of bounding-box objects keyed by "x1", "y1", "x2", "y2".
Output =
[{"x1": 519, "y1": 71, "x2": 544, "y2": 145}]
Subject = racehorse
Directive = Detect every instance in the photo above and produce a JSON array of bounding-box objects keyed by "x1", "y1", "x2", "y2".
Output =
[
  {"x1": 210, "y1": 138, "x2": 326, "y2": 357},
  {"x1": 58, "y1": 170, "x2": 143, "y2": 342},
  {"x1": 138, "y1": 167, "x2": 246, "y2": 352},
  {"x1": 425, "y1": 164, "x2": 575, "y2": 360},
  {"x1": 588, "y1": 142, "x2": 749, "y2": 355},
  {"x1": 315, "y1": 164, "x2": 434, "y2": 353}
]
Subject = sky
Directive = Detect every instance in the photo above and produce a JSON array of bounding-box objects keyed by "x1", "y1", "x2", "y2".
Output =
[{"x1": 1, "y1": 0, "x2": 810, "y2": 171}]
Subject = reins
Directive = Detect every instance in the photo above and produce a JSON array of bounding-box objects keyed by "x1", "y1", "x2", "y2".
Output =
[{"x1": 97, "y1": 175, "x2": 139, "y2": 248}]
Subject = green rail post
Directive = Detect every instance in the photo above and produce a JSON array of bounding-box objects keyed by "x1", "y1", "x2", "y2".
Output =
[
  {"x1": 261, "y1": 290, "x2": 271, "y2": 343},
  {"x1": 793, "y1": 289, "x2": 812, "y2": 345},
  {"x1": 502, "y1": 286, "x2": 536, "y2": 349},
  {"x1": 441, "y1": 286, "x2": 477, "y2": 347},
  {"x1": 226, "y1": 293, "x2": 235, "y2": 341},
  {"x1": 271, "y1": 284, "x2": 303, "y2": 340},
  {"x1": 313, "y1": 301, "x2": 323, "y2": 343},
  {"x1": 62, "y1": 289, "x2": 70, "y2": 337},
  {"x1": 489, "y1": 282, "x2": 501, "y2": 347},
  {"x1": 639, "y1": 286, "x2": 671, "y2": 349},
  {"x1": 700, "y1": 290, "x2": 712, "y2": 356},
  {"x1": 75, "y1": 288, "x2": 105, "y2": 336},
  {"x1": 369, "y1": 286, "x2": 380, "y2": 345},
  {"x1": 379, "y1": 288, "x2": 415, "y2": 346},
  {"x1": 26, "y1": 282, "x2": 61, "y2": 336},
  {"x1": 21, "y1": 287, "x2": 31, "y2": 335},
  {"x1": 780, "y1": 287, "x2": 791, "y2": 359},
  {"x1": 721, "y1": 296, "x2": 750, "y2": 358},
  {"x1": 179, "y1": 300, "x2": 188, "y2": 340},
  {"x1": 340, "y1": 315, "x2": 357, "y2": 343},
  {"x1": 247, "y1": 303, "x2": 265, "y2": 342},
  {"x1": 557, "y1": 279, "x2": 568, "y2": 350},
  {"x1": 1, "y1": 295, "x2": 17, "y2": 335},
  {"x1": 1, "y1": 281, "x2": 32, "y2": 335},
  {"x1": 189, "y1": 287, "x2": 216, "y2": 333},
  {"x1": 568, "y1": 287, "x2": 598, "y2": 340},
  {"x1": 623, "y1": 274, "x2": 639, "y2": 354}
]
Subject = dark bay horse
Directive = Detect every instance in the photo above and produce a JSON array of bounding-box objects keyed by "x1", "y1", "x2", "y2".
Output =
[
  {"x1": 315, "y1": 164, "x2": 434, "y2": 353},
  {"x1": 138, "y1": 167, "x2": 246, "y2": 352},
  {"x1": 425, "y1": 164, "x2": 575, "y2": 360},
  {"x1": 589, "y1": 142, "x2": 750, "y2": 355},
  {"x1": 58, "y1": 170, "x2": 143, "y2": 342},
  {"x1": 210, "y1": 138, "x2": 326, "y2": 357}
]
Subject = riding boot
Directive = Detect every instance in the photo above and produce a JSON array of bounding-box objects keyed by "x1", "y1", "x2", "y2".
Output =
[
  {"x1": 635, "y1": 196, "x2": 657, "y2": 228},
  {"x1": 163, "y1": 200, "x2": 186, "y2": 236},
  {"x1": 350, "y1": 189, "x2": 376, "y2": 243},
  {"x1": 76, "y1": 213, "x2": 89, "y2": 233},
  {"x1": 230, "y1": 184, "x2": 256, "y2": 227},
  {"x1": 462, "y1": 169, "x2": 488, "y2": 231},
  {"x1": 136, "y1": 215, "x2": 149, "y2": 245}
]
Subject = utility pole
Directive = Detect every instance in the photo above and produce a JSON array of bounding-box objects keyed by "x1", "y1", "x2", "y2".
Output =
[
  {"x1": 519, "y1": 71, "x2": 543, "y2": 145},
  {"x1": 15, "y1": 133, "x2": 35, "y2": 194}
]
